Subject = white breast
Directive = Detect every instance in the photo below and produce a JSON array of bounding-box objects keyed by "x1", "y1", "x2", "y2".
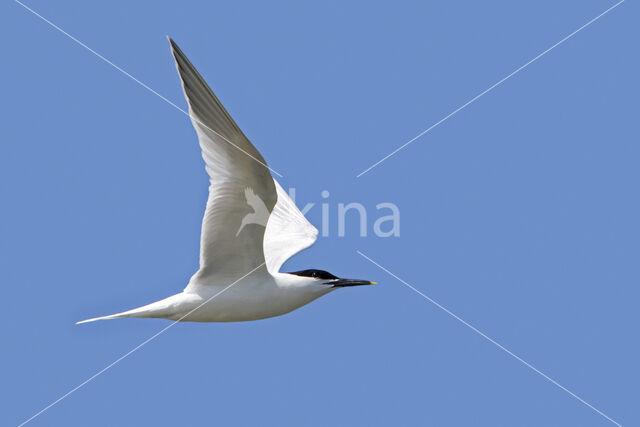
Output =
[{"x1": 179, "y1": 272, "x2": 333, "y2": 322}]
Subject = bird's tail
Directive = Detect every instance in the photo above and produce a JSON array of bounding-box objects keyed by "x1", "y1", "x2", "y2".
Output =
[
  {"x1": 75, "y1": 311, "x2": 133, "y2": 324},
  {"x1": 76, "y1": 306, "x2": 150, "y2": 324},
  {"x1": 76, "y1": 294, "x2": 182, "y2": 324}
]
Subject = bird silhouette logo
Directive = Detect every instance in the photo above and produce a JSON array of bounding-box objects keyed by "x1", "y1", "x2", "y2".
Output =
[{"x1": 236, "y1": 187, "x2": 271, "y2": 236}]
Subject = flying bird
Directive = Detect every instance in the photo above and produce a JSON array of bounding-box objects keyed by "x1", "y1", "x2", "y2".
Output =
[{"x1": 78, "y1": 38, "x2": 375, "y2": 324}]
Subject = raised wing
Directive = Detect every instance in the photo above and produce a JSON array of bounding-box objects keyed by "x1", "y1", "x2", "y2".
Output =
[
  {"x1": 168, "y1": 38, "x2": 277, "y2": 285},
  {"x1": 264, "y1": 179, "x2": 318, "y2": 274}
]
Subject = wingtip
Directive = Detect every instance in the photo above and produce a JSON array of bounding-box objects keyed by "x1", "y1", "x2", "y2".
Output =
[{"x1": 166, "y1": 35, "x2": 179, "y2": 51}]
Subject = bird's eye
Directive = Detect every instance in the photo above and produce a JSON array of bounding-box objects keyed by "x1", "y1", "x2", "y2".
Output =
[{"x1": 287, "y1": 269, "x2": 338, "y2": 280}]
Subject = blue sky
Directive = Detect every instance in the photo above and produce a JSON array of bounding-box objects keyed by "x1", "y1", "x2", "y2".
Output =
[{"x1": 2, "y1": 1, "x2": 638, "y2": 425}]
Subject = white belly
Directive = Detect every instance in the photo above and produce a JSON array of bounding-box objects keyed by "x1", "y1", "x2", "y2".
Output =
[{"x1": 171, "y1": 275, "x2": 333, "y2": 322}]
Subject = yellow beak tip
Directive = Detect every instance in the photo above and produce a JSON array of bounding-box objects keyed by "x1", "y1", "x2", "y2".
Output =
[{"x1": 370, "y1": 281, "x2": 377, "y2": 285}]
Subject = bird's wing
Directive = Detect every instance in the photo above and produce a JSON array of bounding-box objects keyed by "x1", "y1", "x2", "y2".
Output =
[
  {"x1": 168, "y1": 38, "x2": 277, "y2": 285},
  {"x1": 264, "y1": 179, "x2": 318, "y2": 274}
]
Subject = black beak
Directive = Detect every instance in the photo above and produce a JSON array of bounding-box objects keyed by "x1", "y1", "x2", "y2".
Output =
[{"x1": 328, "y1": 278, "x2": 377, "y2": 288}]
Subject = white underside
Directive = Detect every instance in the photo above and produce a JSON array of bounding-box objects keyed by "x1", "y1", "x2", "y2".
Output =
[{"x1": 77, "y1": 271, "x2": 333, "y2": 324}]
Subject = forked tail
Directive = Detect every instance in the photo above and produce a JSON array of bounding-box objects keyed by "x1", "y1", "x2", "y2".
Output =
[
  {"x1": 76, "y1": 311, "x2": 134, "y2": 324},
  {"x1": 76, "y1": 294, "x2": 184, "y2": 324}
]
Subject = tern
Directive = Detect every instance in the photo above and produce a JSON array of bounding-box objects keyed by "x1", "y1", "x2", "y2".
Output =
[{"x1": 77, "y1": 38, "x2": 375, "y2": 324}]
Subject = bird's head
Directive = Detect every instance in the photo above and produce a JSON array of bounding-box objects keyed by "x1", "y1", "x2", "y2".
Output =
[{"x1": 287, "y1": 269, "x2": 376, "y2": 287}]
